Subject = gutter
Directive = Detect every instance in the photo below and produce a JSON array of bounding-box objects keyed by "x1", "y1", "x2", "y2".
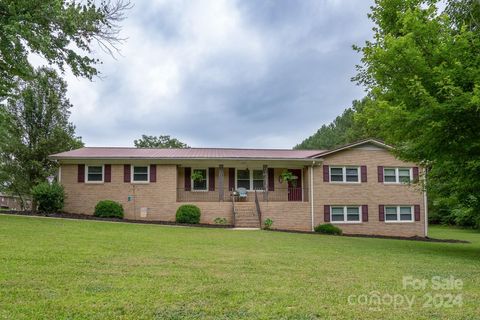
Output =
[
  {"x1": 423, "y1": 168, "x2": 428, "y2": 237},
  {"x1": 310, "y1": 160, "x2": 316, "y2": 231}
]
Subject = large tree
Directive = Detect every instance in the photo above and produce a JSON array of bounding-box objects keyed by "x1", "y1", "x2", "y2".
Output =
[
  {"x1": 0, "y1": 67, "x2": 83, "y2": 207},
  {"x1": 0, "y1": 0, "x2": 130, "y2": 97},
  {"x1": 354, "y1": 0, "x2": 480, "y2": 227},
  {"x1": 134, "y1": 135, "x2": 190, "y2": 149}
]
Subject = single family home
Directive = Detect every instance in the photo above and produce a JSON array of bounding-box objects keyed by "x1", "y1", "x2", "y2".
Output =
[{"x1": 50, "y1": 139, "x2": 427, "y2": 237}]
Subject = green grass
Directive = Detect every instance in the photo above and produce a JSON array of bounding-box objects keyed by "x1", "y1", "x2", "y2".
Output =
[{"x1": 0, "y1": 215, "x2": 479, "y2": 319}]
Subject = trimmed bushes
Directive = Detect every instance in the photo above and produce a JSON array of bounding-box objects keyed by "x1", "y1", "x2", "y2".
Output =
[
  {"x1": 176, "y1": 205, "x2": 201, "y2": 224},
  {"x1": 314, "y1": 223, "x2": 342, "y2": 235},
  {"x1": 94, "y1": 200, "x2": 124, "y2": 218},
  {"x1": 31, "y1": 182, "x2": 65, "y2": 213}
]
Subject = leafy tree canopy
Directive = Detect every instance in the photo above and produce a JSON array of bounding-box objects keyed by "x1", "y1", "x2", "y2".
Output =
[
  {"x1": 0, "y1": 67, "x2": 83, "y2": 205},
  {"x1": 0, "y1": 0, "x2": 130, "y2": 97},
  {"x1": 134, "y1": 135, "x2": 190, "y2": 149}
]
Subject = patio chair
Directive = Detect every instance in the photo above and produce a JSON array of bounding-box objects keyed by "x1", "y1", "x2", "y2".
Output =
[{"x1": 236, "y1": 187, "x2": 248, "y2": 201}]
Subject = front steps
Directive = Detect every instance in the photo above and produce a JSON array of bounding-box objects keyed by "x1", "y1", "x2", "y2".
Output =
[{"x1": 234, "y1": 202, "x2": 260, "y2": 228}]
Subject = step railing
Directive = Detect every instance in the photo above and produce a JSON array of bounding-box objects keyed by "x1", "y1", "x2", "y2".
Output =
[{"x1": 254, "y1": 190, "x2": 262, "y2": 228}]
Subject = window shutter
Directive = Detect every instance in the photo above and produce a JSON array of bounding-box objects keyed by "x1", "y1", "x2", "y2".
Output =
[
  {"x1": 379, "y1": 205, "x2": 385, "y2": 221},
  {"x1": 362, "y1": 205, "x2": 368, "y2": 222},
  {"x1": 414, "y1": 205, "x2": 421, "y2": 221},
  {"x1": 208, "y1": 168, "x2": 215, "y2": 191},
  {"x1": 268, "y1": 168, "x2": 275, "y2": 191},
  {"x1": 361, "y1": 165, "x2": 367, "y2": 182},
  {"x1": 150, "y1": 165, "x2": 156, "y2": 183},
  {"x1": 78, "y1": 164, "x2": 85, "y2": 183},
  {"x1": 413, "y1": 167, "x2": 419, "y2": 182},
  {"x1": 124, "y1": 164, "x2": 131, "y2": 183},
  {"x1": 184, "y1": 167, "x2": 191, "y2": 191},
  {"x1": 323, "y1": 165, "x2": 329, "y2": 182},
  {"x1": 324, "y1": 205, "x2": 330, "y2": 222},
  {"x1": 377, "y1": 166, "x2": 384, "y2": 182},
  {"x1": 228, "y1": 168, "x2": 235, "y2": 191},
  {"x1": 104, "y1": 164, "x2": 111, "y2": 183}
]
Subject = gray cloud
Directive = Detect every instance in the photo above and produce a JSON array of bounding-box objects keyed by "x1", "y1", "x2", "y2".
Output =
[{"x1": 65, "y1": 0, "x2": 373, "y2": 148}]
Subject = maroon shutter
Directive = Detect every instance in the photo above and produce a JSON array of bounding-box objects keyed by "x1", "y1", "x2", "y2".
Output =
[
  {"x1": 414, "y1": 205, "x2": 421, "y2": 221},
  {"x1": 413, "y1": 167, "x2": 419, "y2": 181},
  {"x1": 323, "y1": 165, "x2": 329, "y2": 182},
  {"x1": 377, "y1": 166, "x2": 384, "y2": 182},
  {"x1": 77, "y1": 164, "x2": 85, "y2": 183},
  {"x1": 361, "y1": 165, "x2": 367, "y2": 182},
  {"x1": 184, "y1": 167, "x2": 191, "y2": 191},
  {"x1": 150, "y1": 164, "x2": 156, "y2": 182},
  {"x1": 324, "y1": 205, "x2": 331, "y2": 222},
  {"x1": 124, "y1": 165, "x2": 131, "y2": 183},
  {"x1": 228, "y1": 168, "x2": 235, "y2": 191},
  {"x1": 268, "y1": 168, "x2": 275, "y2": 191},
  {"x1": 379, "y1": 205, "x2": 385, "y2": 221},
  {"x1": 104, "y1": 164, "x2": 111, "y2": 183},
  {"x1": 362, "y1": 205, "x2": 368, "y2": 222},
  {"x1": 208, "y1": 168, "x2": 215, "y2": 191}
]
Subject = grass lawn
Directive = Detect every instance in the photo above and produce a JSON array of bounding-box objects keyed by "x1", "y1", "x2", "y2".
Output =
[{"x1": 0, "y1": 215, "x2": 479, "y2": 319}]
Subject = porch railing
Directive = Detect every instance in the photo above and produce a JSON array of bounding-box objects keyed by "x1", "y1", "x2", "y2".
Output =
[{"x1": 176, "y1": 188, "x2": 309, "y2": 202}]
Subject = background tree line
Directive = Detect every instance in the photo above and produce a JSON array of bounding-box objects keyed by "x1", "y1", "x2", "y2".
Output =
[{"x1": 296, "y1": 0, "x2": 480, "y2": 228}]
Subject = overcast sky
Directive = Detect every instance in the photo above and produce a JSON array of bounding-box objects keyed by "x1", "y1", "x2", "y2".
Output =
[{"x1": 65, "y1": 0, "x2": 374, "y2": 148}]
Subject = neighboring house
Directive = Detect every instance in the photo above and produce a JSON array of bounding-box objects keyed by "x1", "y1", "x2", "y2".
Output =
[{"x1": 50, "y1": 139, "x2": 427, "y2": 237}]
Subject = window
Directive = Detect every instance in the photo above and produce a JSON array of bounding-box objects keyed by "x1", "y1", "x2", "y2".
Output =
[
  {"x1": 385, "y1": 206, "x2": 413, "y2": 222},
  {"x1": 383, "y1": 168, "x2": 412, "y2": 184},
  {"x1": 86, "y1": 165, "x2": 103, "y2": 182},
  {"x1": 132, "y1": 166, "x2": 149, "y2": 182},
  {"x1": 329, "y1": 167, "x2": 360, "y2": 183},
  {"x1": 331, "y1": 206, "x2": 362, "y2": 223},
  {"x1": 236, "y1": 169, "x2": 265, "y2": 190},
  {"x1": 192, "y1": 168, "x2": 208, "y2": 191}
]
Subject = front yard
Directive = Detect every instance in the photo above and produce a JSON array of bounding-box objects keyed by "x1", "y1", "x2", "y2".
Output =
[{"x1": 0, "y1": 215, "x2": 479, "y2": 319}]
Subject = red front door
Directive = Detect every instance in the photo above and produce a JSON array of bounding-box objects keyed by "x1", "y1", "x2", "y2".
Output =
[{"x1": 287, "y1": 169, "x2": 302, "y2": 201}]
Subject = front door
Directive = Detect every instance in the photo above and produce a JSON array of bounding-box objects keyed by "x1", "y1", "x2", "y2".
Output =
[{"x1": 287, "y1": 169, "x2": 302, "y2": 201}]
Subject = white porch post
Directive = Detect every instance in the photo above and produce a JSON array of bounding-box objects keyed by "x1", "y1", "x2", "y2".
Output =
[
  {"x1": 263, "y1": 164, "x2": 268, "y2": 201},
  {"x1": 219, "y1": 164, "x2": 224, "y2": 201}
]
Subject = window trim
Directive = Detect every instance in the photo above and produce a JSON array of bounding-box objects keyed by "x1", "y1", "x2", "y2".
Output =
[
  {"x1": 235, "y1": 168, "x2": 265, "y2": 191},
  {"x1": 85, "y1": 165, "x2": 104, "y2": 184},
  {"x1": 131, "y1": 165, "x2": 150, "y2": 184},
  {"x1": 191, "y1": 168, "x2": 209, "y2": 192},
  {"x1": 384, "y1": 205, "x2": 414, "y2": 223},
  {"x1": 329, "y1": 166, "x2": 361, "y2": 184},
  {"x1": 383, "y1": 167, "x2": 413, "y2": 184},
  {"x1": 330, "y1": 205, "x2": 363, "y2": 224}
]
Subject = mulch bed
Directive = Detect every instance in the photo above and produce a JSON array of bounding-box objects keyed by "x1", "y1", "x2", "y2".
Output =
[{"x1": 0, "y1": 210, "x2": 469, "y2": 243}]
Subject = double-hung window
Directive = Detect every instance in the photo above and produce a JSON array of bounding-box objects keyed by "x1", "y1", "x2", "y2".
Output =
[
  {"x1": 236, "y1": 169, "x2": 264, "y2": 190},
  {"x1": 330, "y1": 166, "x2": 359, "y2": 183},
  {"x1": 132, "y1": 166, "x2": 149, "y2": 183},
  {"x1": 192, "y1": 168, "x2": 208, "y2": 191},
  {"x1": 331, "y1": 206, "x2": 362, "y2": 223},
  {"x1": 384, "y1": 168, "x2": 412, "y2": 184},
  {"x1": 385, "y1": 206, "x2": 413, "y2": 222},
  {"x1": 86, "y1": 165, "x2": 103, "y2": 183}
]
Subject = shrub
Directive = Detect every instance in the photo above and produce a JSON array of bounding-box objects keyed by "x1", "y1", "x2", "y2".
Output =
[
  {"x1": 314, "y1": 223, "x2": 342, "y2": 235},
  {"x1": 263, "y1": 218, "x2": 273, "y2": 230},
  {"x1": 176, "y1": 205, "x2": 201, "y2": 224},
  {"x1": 31, "y1": 182, "x2": 65, "y2": 213},
  {"x1": 94, "y1": 200, "x2": 124, "y2": 218},
  {"x1": 213, "y1": 217, "x2": 228, "y2": 225}
]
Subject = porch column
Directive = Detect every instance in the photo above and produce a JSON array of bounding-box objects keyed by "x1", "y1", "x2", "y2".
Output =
[
  {"x1": 263, "y1": 164, "x2": 268, "y2": 201},
  {"x1": 218, "y1": 164, "x2": 224, "y2": 201}
]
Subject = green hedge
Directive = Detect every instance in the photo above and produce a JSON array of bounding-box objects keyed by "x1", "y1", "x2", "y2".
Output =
[
  {"x1": 31, "y1": 182, "x2": 65, "y2": 213},
  {"x1": 176, "y1": 205, "x2": 201, "y2": 224},
  {"x1": 314, "y1": 223, "x2": 342, "y2": 235},
  {"x1": 94, "y1": 200, "x2": 124, "y2": 218}
]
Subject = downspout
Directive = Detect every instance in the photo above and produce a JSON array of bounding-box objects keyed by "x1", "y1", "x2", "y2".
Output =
[
  {"x1": 310, "y1": 161, "x2": 315, "y2": 231},
  {"x1": 423, "y1": 168, "x2": 428, "y2": 237}
]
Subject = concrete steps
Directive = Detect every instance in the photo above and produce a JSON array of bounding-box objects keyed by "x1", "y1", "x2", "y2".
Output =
[{"x1": 234, "y1": 203, "x2": 260, "y2": 228}]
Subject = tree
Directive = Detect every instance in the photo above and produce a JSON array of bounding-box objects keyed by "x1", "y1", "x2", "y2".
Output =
[
  {"x1": 0, "y1": 0, "x2": 131, "y2": 97},
  {"x1": 353, "y1": 0, "x2": 480, "y2": 227},
  {"x1": 134, "y1": 135, "x2": 190, "y2": 149},
  {"x1": 0, "y1": 67, "x2": 83, "y2": 208},
  {"x1": 294, "y1": 99, "x2": 370, "y2": 150}
]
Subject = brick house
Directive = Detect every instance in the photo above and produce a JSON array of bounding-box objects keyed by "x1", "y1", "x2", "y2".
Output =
[{"x1": 50, "y1": 139, "x2": 428, "y2": 237}]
